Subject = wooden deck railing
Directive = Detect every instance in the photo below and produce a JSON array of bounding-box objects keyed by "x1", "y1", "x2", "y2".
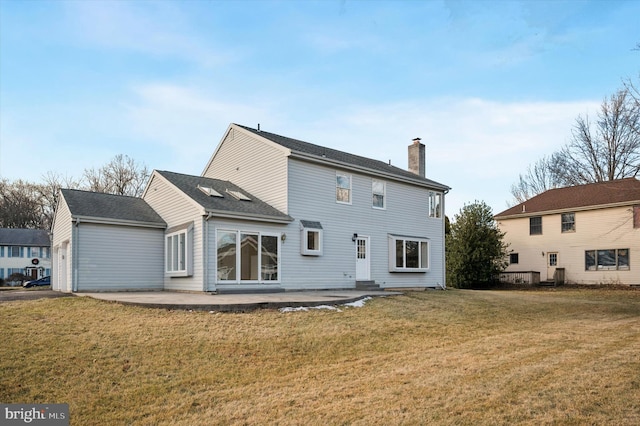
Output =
[{"x1": 499, "y1": 271, "x2": 541, "y2": 285}]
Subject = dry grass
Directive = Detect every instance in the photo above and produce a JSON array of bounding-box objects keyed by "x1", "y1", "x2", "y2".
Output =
[{"x1": 1, "y1": 288, "x2": 640, "y2": 425}]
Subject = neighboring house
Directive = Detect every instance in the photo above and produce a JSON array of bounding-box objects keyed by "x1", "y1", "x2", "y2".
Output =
[
  {"x1": 52, "y1": 123, "x2": 450, "y2": 293},
  {"x1": 0, "y1": 228, "x2": 51, "y2": 283},
  {"x1": 51, "y1": 190, "x2": 166, "y2": 292},
  {"x1": 495, "y1": 178, "x2": 640, "y2": 286}
]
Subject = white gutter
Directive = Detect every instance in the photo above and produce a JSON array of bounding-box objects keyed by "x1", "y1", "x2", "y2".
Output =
[{"x1": 204, "y1": 212, "x2": 214, "y2": 292}]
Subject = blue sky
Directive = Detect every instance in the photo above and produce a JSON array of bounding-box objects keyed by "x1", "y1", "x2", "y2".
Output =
[{"x1": 1, "y1": 0, "x2": 639, "y2": 217}]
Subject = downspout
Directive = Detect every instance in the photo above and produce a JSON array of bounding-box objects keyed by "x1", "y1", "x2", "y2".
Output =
[
  {"x1": 204, "y1": 212, "x2": 214, "y2": 292},
  {"x1": 440, "y1": 189, "x2": 450, "y2": 290},
  {"x1": 73, "y1": 218, "x2": 80, "y2": 292}
]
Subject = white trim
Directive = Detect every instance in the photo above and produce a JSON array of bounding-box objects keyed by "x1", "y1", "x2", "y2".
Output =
[
  {"x1": 215, "y1": 228, "x2": 281, "y2": 284},
  {"x1": 388, "y1": 234, "x2": 430, "y2": 272}
]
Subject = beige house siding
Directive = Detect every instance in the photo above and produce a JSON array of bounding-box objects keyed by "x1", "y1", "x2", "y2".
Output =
[
  {"x1": 143, "y1": 173, "x2": 205, "y2": 292},
  {"x1": 498, "y1": 205, "x2": 639, "y2": 285},
  {"x1": 201, "y1": 125, "x2": 289, "y2": 214}
]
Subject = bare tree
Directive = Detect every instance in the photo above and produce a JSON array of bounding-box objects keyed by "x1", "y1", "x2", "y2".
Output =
[
  {"x1": 82, "y1": 154, "x2": 150, "y2": 197},
  {"x1": 38, "y1": 172, "x2": 80, "y2": 229},
  {"x1": 510, "y1": 85, "x2": 640, "y2": 202},
  {"x1": 0, "y1": 179, "x2": 46, "y2": 229}
]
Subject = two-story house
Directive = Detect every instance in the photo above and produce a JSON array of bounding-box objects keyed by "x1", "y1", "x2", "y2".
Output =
[
  {"x1": 495, "y1": 178, "x2": 640, "y2": 286},
  {"x1": 0, "y1": 228, "x2": 51, "y2": 284},
  {"x1": 51, "y1": 123, "x2": 449, "y2": 293}
]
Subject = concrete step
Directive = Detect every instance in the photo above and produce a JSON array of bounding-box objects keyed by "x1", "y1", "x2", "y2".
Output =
[{"x1": 355, "y1": 280, "x2": 381, "y2": 291}]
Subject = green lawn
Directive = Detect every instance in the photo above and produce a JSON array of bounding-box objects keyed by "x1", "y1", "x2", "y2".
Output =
[{"x1": 1, "y1": 288, "x2": 639, "y2": 425}]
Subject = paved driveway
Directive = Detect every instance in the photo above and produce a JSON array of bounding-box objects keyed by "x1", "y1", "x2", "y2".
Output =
[{"x1": 0, "y1": 289, "x2": 71, "y2": 302}]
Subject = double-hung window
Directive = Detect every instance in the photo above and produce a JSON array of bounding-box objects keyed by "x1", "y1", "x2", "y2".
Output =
[
  {"x1": 529, "y1": 216, "x2": 542, "y2": 235},
  {"x1": 372, "y1": 180, "x2": 386, "y2": 209},
  {"x1": 561, "y1": 213, "x2": 575, "y2": 233},
  {"x1": 165, "y1": 224, "x2": 193, "y2": 277},
  {"x1": 428, "y1": 192, "x2": 441, "y2": 218},
  {"x1": 388, "y1": 235, "x2": 429, "y2": 272},
  {"x1": 336, "y1": 173, "x2": 352, "y2": 204},
  {"x1": 8, "y1": 246, "x2": 22, "y2": 258}
]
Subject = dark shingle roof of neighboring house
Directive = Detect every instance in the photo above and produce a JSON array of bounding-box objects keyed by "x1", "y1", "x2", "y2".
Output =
[
  {"x1": 495, "y1": 178, "x2": 640, "y2": 218},
  {"x1": 235, "y1": 124, "x2": 450, "y2": 191},
  {"x1": 156, "y1": 170, "x2": 293, "y2": 223},
  {"x1": 61, "y1": 189, "x2": 166, "y2": 227},
  {"x1": 0, "y1": 228, "x2": 50, "y2": 246}
]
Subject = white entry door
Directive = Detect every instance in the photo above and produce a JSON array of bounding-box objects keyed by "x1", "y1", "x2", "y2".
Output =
[
  {"x1": 547, "y1": 252, "x2": 558, "y2": 281},
  {"x1": 355, "y1": 236, "x2": 370, "y2": 280}
]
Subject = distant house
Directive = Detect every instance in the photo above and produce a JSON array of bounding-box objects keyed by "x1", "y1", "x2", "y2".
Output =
[
  {"x1": 51, "y1": 123, "x2": 450, "y2": 293},
  {"x1": 495, "y1": 178, "x2": 640, "y2": 286},
  {"x1": 0, "y1": 228, "x2": 51, "y2": 283}
]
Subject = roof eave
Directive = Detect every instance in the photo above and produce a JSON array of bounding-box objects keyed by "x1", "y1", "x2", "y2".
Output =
[
  {"x1": 71, "y1": 215, "x2": 167, "y2": 229},
  {"x1": 495, "y1": 200, "x2": 640, "y2": 220},
  {"x1": 289, "y1": 151, "x2": 451, "y2": 192},
  {"x1": 205, "y1": 210, "x2": 293, "y2": 224}
]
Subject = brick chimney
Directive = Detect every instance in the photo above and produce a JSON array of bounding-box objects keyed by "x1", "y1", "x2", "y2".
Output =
[{"x1": 408, "y1": 137, "x2": 425, "y2": 177}]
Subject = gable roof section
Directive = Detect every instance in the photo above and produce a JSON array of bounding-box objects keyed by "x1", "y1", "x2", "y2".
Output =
[
  {"x1": 61, "y1": 189, "x2": 166, "y2": 227},
  {"x1": 495, "y1": 178, "x2": 640, "y2": 219},
  {"x1": 156, "y1": 170, "x2": 293, "y2": 223},
  {"x1": 0, "y1": 228, "x2": 50, "y2": 246},
  {"x1": 234, "y1": 124, "x2": 450, "y2": 191}
]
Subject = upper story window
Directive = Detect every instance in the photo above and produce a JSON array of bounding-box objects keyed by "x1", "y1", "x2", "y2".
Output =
[
  {"x1": 529, "y1": 216, "x2": 542, "y2": 235},
  {"x1": 336, "y1": 173, "x2": 352, "y2": 204},
  {"x1": 372, "y1": 180, "x2": 386, "y2": 209},
  {"x1": 561, "y1": 213, "x2": 575, "y2": 233},
  {"x1": 8, "y1": 246, "x2": 22, "y2": 258},
  {"x1": 428, "y1": 192, "x2": 441, "y2": 218}
]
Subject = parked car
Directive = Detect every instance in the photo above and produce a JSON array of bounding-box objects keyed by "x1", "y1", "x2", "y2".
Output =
[{"x1": 22, "y1": 276, "x2": 51, "y2": 288}]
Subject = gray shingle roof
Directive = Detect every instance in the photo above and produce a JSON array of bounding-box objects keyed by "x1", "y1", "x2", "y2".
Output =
[
  {"x1": 0, "y1": 228, "x2": 50, "y2": 246},
  {"x1": 156, "y1": 170, "x2": 293, "y2": 222},
  {"x1": 61, "y1": 189, "x2": 166, "y2": 226},
  {"x1": 235, "y1": 124, "x2": 450, "y2": 191}
]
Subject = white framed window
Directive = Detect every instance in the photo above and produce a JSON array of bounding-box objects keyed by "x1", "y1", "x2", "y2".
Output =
[
  {"x1": 216, "y1": 229, "x2": 281, "y2": 282},
  {"x1": 165, "y1": 224, "x2": 193, "y2": 277},
  {"x1": 336, "y1": 172, "x2": 352, "y2": 204},
  {"x1": 388, "y1": 235, "x2": 429, "y2": 272},
  {"x1": 8, "y1": 246, "x2": 22, "y2": 258},
  {"x1": 561, "y1": 213, "x2": 575, "y2": 233},
  {"x1": 585, "y1": 249, "x2": 629, "y2": 271},
  {"x1": 428, "y1": 192, "x2": 441, "y2": 218},
  {"x1": 372, "y1": 179, "x2": 386, "y2": 209},
  {"x1": 28, "y1": 247, "x2": 40, "y2": 257},
  {"x1": 300, "y1": 220, "x2": 323, "y2": 256},
  {"x1": 42, "y1": 247, "x2": 50, "y2": 259}
]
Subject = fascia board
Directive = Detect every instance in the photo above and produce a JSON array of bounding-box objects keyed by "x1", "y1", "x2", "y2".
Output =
[
  {"x1": 71, "y1": 215, "x2": 166, "y2": 229},
  {"x1": 289, "y1": 151, "x2": 451, "y2": 192},
  {"x1": 495, "y1": 200, "x2": 640, "y2": 220},
  {"x1": 205, "y1": 210, "x2": 293, "y2": 224}
]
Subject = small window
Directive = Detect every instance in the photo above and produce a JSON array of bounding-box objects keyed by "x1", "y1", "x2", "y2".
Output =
[
  {"x1": 301, "y1": 220, "x2": 323, "y2": 256},
  {"x1": 428, "y1": 192, "x2": 442, "y2": 218},
  {"x1": 336, "y1": 173, "x2": 351, "y2": 204},
  {"x1": 42, "y1": 247, "x2": 50, "y2": 259},
  {"x1": 165, "y1": 225, "x2": 193, "y2": 277},
  {"x1": 510, "y1": 253, "x2": 519, "y2": 264},
  {"x1": 372, "y1": 179, "x2": 386, "y2": 209},
  {"x1": 389, "y1": 235, "x2": 429, "y2": 272},
  {"x1": 561, "y1": 213, "x2": 575, "y2": 233},
  {"x1": 529, "y1": 217, "x2": 542, "y2": 235}
]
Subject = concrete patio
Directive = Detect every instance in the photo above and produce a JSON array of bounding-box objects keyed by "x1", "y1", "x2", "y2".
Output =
[{"x1": 76, "y1": 290, "x2": 402, "y2": 312}]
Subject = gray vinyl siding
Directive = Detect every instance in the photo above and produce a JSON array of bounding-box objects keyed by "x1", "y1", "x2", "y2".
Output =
[
  {"x1": 144, "y1": 174, "x2": 205, "y2": 292},
  {"x1": 202, "y1": 129, "x2": 289, "y2": 214},
  {"x1": 51, "y1": 197, "x2": 73, "y2": 292},
  {"x1": 206, "y1": 218, "x2": 288, "y2": 292},
  {"x1": 75, "y1": 223, "x2": 164, "y2": 291},
  {"x1": 285, "y1": 158, "x2": 445, "y2": 289}
]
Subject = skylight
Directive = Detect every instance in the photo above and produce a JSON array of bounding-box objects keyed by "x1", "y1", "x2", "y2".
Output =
[
  {"x1": 226, "y1": 189, "x2": 251, "y2": 201},
  {"x1": 197, "y1": 185, "x2": 223, "y2": 197}
]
